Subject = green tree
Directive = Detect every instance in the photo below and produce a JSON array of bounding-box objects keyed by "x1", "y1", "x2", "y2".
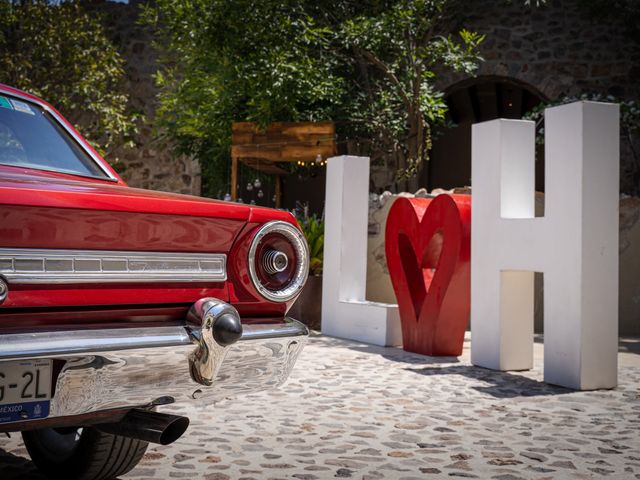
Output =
[
  {"x1": 146, "y1": 0, "x2": 483, "y2": 195},
  {"x1": 524, "y1": 93, "x2": 640, "y2": 196},
  {"x1": 332, "y1": 0, "x2": 482, "y2": 185},
  {"x1": 145, "y1": 0, "x2": 343, "y2": 197},
  {"x1": 0, "y1": 0, "x2": 136, "y2": 160}
]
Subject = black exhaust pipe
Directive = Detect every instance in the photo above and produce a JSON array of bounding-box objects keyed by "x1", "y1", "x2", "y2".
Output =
[{"x1": 97, "y1": 409, "x2": 190, "y2": 445}]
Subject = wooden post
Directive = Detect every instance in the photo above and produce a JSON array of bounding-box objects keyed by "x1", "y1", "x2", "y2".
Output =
[
  {"x1": 275, "y1": 175, "x2": 282, "y2": 208},
  {"x1": 231, "y1": 156, "x2": 238, "y2": 201}
]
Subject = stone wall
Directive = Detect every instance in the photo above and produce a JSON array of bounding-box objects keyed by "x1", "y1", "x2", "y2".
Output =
[
  {"x1": 91, "y1": 0, "x2": 201, "y2": 196},
  {"x1": 619, "y1": 196, "x2": 640, "y2": 337},
  {"x1": 438, "y1": 0, "x2": 640, "y2": 100},
  {"x1": 430, "y1": 0, "x2": 640, "y2": 197},
  {"x1": 359, "y1": 0, "x2": 640, "y2": 195}
]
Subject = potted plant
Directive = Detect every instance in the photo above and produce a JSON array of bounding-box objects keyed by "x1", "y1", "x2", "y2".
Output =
[{"x1": 290, "y1": 213, "x2": 324, "y2": 330}]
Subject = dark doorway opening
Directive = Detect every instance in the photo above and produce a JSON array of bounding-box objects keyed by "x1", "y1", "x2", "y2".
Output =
[{"x1": 423, "y1": 77, "x2": 546, "y2": 192}]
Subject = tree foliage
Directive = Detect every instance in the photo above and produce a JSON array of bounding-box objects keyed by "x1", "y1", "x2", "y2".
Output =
[
  {"x1": 524, "y1": 93, "x2": 640, "y2": 195},
  {"x1": 0, "y1": 0, "x2": 136, "y2": 158},
  {"x1": 145, "y1": 0, "x2": 484, "y2": 195},
  {"x1": 334, "y1": 1, "x2": 483, "y2": 181},
  {"x1": 144, "y1": 0, "x2": 344, "y2": 196}
]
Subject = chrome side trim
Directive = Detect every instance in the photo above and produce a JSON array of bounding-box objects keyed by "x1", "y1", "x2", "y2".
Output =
[
  {"x1": 0, "y1": 317, "x2": 308, "y2": 423},
  {"x1": 0, "y1": 248, "x2": 226, "y2": 284}
]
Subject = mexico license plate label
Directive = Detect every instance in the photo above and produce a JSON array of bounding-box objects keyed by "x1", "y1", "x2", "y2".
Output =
[{"x1": 0, "y1": 359, "x2": 52, "y2": 424}]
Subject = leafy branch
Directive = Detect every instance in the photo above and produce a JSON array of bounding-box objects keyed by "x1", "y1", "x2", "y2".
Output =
[{"x1": 0, "y1": 0, "x2": 138, "y2": 162}]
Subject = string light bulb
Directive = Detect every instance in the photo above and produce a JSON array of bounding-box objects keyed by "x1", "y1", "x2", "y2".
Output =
[
  {"x1": 254, "y1": 178, "x2": 261, "y2": 188},
  {"x1": 257, "y1": 189, "x2": 264, "y2": 199},
  {"x1": 246, "y1": 182, "x2": 253, "y2": 191}
]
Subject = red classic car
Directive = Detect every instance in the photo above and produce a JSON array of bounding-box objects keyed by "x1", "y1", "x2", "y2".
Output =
[{"x1": 0, "y1": 84, "x2": 309, "y2": 479}]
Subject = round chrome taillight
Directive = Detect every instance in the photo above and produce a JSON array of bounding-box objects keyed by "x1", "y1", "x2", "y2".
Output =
[
  {"x1": 0, "y1": 277, "x2": 7, "y2": 305},
  {"x1": 248, "y1": 221, "x2": 309, "y2": 302},
  {"x1": 262, "y1": 249, "x2": 289, "y2": 274}
]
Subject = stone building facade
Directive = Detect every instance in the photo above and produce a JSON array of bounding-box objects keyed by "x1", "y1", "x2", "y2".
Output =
[
  {"x1": 440, "y1": 0, "x2": 639, "y2": 100},
  {"x1": 94, "y1": 0, "x2": 638, "y2": 198},
  {"x1": 425, "y1": 0, "x2": 640, "y2": 195}
]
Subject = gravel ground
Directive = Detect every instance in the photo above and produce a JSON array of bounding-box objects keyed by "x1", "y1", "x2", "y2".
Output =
[{"x1": 1, "y1": 333, "x2": 639, "y2": 479}]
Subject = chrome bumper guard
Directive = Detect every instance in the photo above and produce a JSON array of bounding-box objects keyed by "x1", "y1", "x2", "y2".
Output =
[{"x1": 0, "y1": 298, "x2": 308, "y2": 424}]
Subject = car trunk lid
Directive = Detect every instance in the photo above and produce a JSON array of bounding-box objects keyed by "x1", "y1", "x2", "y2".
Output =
[{"x1": 0, "y1": 168, "x2": 250, "y2": 319}]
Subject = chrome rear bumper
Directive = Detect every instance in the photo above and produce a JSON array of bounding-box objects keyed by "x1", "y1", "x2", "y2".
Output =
[{"x1": 0, "y1": 305, "x2": 307, "y2": 428}]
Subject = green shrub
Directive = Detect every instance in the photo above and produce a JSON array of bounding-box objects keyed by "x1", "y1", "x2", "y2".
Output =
[{"x1": 296, "y1": 214, "x2": 324, "y2": 276}]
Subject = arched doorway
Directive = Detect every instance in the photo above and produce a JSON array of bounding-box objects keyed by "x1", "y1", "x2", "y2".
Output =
[{"x1": 423, "y1": 76, "x2": 546, "y2": 191}]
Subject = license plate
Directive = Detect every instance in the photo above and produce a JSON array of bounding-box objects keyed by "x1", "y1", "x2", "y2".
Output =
[{"x1": 0, "y1": 359, "x2": 52, "y2": 423}]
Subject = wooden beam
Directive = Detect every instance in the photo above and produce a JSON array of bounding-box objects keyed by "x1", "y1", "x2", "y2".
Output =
[
  {"x1": 230, "y1": 122, "x2": 336, "y2": 204},
  {"x1": 231, "y1": 156, "x2": 238, "y2": 201},
  {"x1": 231, "y1": 143, "x2": 336, "y2": 162},
  {"x1": 231, "y1": 121, "x2": 337, "y2": 162},
  {"x1": 275, "y1": 175, "x2": 282, "y2": 209},
  {"x1": 232, "y1": 132, "x2": 333, "y2": 145},
  {"x1": 232, "y1": 121, "x2": 335, "y2": 135},
  {"x1": 239, "y1": 158, "x2": 289, "y2": 175}
]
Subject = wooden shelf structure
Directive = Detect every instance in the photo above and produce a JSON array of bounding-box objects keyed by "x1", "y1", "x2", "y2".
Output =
[{"x1": 231, "y1": 121, "x2": 336, "y2": 207}]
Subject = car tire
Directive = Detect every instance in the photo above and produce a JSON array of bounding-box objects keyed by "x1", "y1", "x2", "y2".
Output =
[{"x1": 22, "y1": 426, "x2": 148, "y2": 480}]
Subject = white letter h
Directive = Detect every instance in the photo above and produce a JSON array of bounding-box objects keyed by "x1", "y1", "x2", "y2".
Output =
[{"x1": 471, "y1": 101, "x2": 619, "y2": 390}]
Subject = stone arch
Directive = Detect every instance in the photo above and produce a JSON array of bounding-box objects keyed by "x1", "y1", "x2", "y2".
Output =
[
  {"x1": 470, "y1": 63, "x2": 573, "y2": 101},
  {"x1": 422, "y1": 75, "x2": 545, "y2": 191},
  {"x1": 443, "y1": 75, "x2": 549, "y2": 104}
]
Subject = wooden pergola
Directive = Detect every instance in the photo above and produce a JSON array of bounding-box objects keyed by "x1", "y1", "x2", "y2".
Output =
[{"x1": 231, "y1": 122, "x2": 337, "y2": 207}]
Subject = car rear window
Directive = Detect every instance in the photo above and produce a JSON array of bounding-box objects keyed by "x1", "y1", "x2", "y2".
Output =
[{"x1": 0, "y1": 94, "x2": 108, "y2": 179}]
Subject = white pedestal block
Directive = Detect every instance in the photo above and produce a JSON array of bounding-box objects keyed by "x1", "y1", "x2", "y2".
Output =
[
  {"x1": 471, "y1": 101, "x2": 619, "y2": 390},
  {"x1": 321, "y1": 155, "x2": 402, "y2": 346}
]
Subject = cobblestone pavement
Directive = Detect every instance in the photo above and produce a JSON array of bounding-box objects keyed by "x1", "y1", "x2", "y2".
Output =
[{"x1": 1, "y1": 333, "x2": 639, "y2": 479}]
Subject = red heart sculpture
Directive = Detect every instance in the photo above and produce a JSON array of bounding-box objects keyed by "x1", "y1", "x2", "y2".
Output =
[{"x1": 385, "y1": 194, "x2": 471, "y2": 356}]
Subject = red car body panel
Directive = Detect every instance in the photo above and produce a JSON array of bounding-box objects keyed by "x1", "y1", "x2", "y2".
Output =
[
  {"x1": 0, "y1": 166, "x2": 251, "y2": 221},
  {"x1": 0, "y1": 305, "x2": 189, "y2": 332},
  {"x1": 0, "y1": 85, "x2": 299, "y2": 329},
  {"x1": 0, "y1": 167, "x2": 250, "y2": 252}
]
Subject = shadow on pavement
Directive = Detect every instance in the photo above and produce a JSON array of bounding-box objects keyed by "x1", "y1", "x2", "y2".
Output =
[
  {"x1": 0, "y1": 446, "x2": 45, "y2": 480},
  {"x1": 309, "y1": 331, "x2": 461, "y2": 365},
  {"x1": 619, "y1": 337, "x2": 640, "y2": 355},
  {"x1": 308, "y1": 332, "x2": 637, "y2": 397},
  {"x1": 405, "y1": 364, "x2": 573, "y2": 398}
]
